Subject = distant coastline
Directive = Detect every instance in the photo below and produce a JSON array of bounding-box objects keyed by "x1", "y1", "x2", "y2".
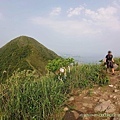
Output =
[{"x1": 61, "y1": 54, "x2": 103, "y2": 64}]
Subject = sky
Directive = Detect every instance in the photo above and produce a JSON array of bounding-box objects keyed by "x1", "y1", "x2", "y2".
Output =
[{"x1": 0, "y1": 0, "x2": 120, "y2": 59}]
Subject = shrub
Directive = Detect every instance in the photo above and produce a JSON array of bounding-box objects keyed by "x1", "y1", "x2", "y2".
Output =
[{"x1": 114, "y1": 57, "x2": 120, "y2": 70}]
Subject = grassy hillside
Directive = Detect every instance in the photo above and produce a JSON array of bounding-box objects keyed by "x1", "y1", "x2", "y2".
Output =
[
  {"x1": 0, "y1": 36, "x2": 59, "y2": 81},
  {"x1": 0, "y1": 64, "x2": 109, "y2": 120}
]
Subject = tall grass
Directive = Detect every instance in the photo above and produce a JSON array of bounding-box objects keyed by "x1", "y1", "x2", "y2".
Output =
[
  {"x1": 69, "y1": 64, "x2": 109, "y2": 89},
  {"x1": 0, "y1": 64, "x2": 109, "y2": 120}
]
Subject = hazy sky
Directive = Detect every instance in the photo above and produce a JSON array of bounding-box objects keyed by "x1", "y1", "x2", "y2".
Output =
[{"x1": 0, "y1": 0, "x2": 120, "y2": 57}]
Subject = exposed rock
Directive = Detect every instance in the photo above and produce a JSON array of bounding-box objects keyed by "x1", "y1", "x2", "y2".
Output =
[
  {"x1": 117, "y1": 101, "x2": 120, "y2": 106},
  {"x1": 71, "y1": 110, "x2": 81, "y2": 119},
  {"x1": 68, "y1": 97, "x2": 74, "y2": 102},
  {"x1": 109, "y1": 85, "x2": 114, "y2": 87},
  {"x1": 93, "y1": 91, "x2": 97, "y2": 95},
  {"x1": 102, "y1": 93, "x2": 109, "y2": 100},
  {"x1": 83, "y1": 103, "x2": 93, "y2": 109},
  {"x1": 94, "y1": 100, "x2": 111, "y2": 112},
  {"x1": 115, "y1": 102, "x2": 118, "y2": 105},
  {"x1": 94, "y1": 98, "x2": 99, "y2": 102},
  {"x1": 61, "y1": 71, "x2": 120, "y2": 120},
  {"x1": 63, "y1": 107, "x2": 69, "y2": 112},
  {"x1": 99, "y1": 99, "x2": 105, "y2": 103},
  {"x1": 98, "y1": 87, "x2": 101, "y2": 90},
  {"x1": 113, "y1": 96, "x2": 117, "y2": 99},
  {"x1": 113, "y1": 63, "x2": 118, "y2": 70},
  {"x1": 87, "y1": 104, "x2": 93, "y2": 109},
  {"x1": 83, "y1": 97, "x2": 88, "y2": 99},
  {"x1": 81, "y1": 107, "x2": 85, "y2": 110},
  {"x1": 114, "y1": 89, "x2": 119, "y2": 93},
  {"x1": 83, "y1": 103, "x2": 88, "y2": 107},
  {"x1": 105, "y1": 104, "x2": 116, "y2": 113},
  {"x1": 109, "y1": 95, "x2": 114, "y2": 98},
  {"x1": 94, "y1": 100, "x2": 116, "y2": 113},
  {"x1": 113, "y1": 117, "x2": 120, "y2": 120}
]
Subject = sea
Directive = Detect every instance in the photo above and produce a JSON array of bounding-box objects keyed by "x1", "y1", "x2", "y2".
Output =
[{"x1": 60, "y1": 54, "x2": 104, "y2": 64}]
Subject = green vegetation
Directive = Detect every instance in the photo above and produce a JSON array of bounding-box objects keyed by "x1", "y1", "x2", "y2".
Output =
[
  {"x1": 114, "y1": 57, "x2": 120, "y2": 70},
  {"x1": 46, "y1": 58, "x2": 74, "y2": 74},
  {"x1": 0, "y1": 70, "x2": 66, "y2": 120},
  {"x1": 0, "y1": 36, "x2": 111, "y2": 119},
  {"x1": 0, "y1": 36, "x2": 59, "y2": 82},
  {"x1": 70, "y1": 64, "x2": 109, "y2": 88},
  {"x1": 0, "y1": 63, "x2": 109, "y2": 120}
]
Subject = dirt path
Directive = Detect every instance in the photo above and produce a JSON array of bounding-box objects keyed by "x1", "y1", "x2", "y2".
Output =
[{"x1": 61, "y1": 71, "x2": 120, "y2": 120}]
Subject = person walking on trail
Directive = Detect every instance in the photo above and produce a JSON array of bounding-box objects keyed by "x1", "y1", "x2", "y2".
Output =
[{"x1": 104, "y1": 51, "x2": 115, "y2": 75}]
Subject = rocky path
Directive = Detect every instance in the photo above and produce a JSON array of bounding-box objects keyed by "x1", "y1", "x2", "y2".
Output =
[{"x1": 61, "y1": 71, "x2": 120, "y2": 120}]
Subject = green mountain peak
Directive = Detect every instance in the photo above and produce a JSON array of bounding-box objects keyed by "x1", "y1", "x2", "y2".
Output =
[{"x1": 0, "y1": 36, "x2": 59, "y2": 81}]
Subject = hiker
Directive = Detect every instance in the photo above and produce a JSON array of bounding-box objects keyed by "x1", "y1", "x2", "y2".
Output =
[{"x1": 104, "y1": 51, "x2": 115, "y2": 75}]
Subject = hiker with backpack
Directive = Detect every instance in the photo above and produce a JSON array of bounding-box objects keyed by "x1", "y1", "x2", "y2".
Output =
[{"x1": 104, "y1": 51, "x2": 115, "y2": 75}]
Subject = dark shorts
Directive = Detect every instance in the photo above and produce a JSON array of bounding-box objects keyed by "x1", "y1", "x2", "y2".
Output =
[{"x1": 107, "y1": 61, "x2": 114, "y2": 68}]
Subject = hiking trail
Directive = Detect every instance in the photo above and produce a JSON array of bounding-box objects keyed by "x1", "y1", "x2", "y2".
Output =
[{"x1": 57, "y1": 71, "x2": 120, "y2": 120}]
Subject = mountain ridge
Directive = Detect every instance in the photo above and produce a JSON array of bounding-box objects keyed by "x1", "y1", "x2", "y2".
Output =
[{"x1": 0, "y1": 36, "x2": 59, "y2": 81}]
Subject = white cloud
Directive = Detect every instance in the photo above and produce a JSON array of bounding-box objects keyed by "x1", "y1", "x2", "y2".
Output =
[
  {"x1": 85, "y1": 7, "x2": 117, "y2": 21},
  {"x1": 113, "y1": 0, "x2": 120, "y2": 8},
  {"x1": 50, "y1": 7, "x2": 61, "y2": 16},
  {"x1": 66, "y1": 4, "x2": 120, "y2": 31},
  {"x1": 84, "y1": 6, "x2": 120, "y2": 31},
  {"x1": 31, "y1": 2, "x2": 120, "y2": 37},
  {"x1": 31, "y1": 17, "x2": 100, "y2": 36},
  {"x1": 67, "y1": 6, "x2": 84, "y2": 17}
]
